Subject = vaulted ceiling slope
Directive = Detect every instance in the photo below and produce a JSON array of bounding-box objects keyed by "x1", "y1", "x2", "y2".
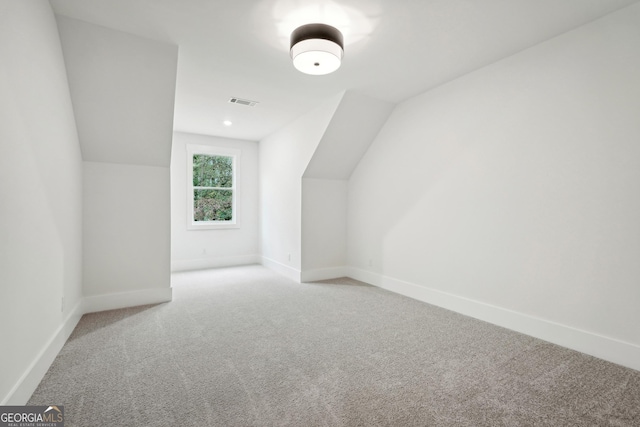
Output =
[
  {"x1": 57, "y1": 16, "x2": 178, "y2": 167},
  {"x1": 50, "y1": 0, "x2": 640, "y2": 141},
  {"x1": 304, "y1": 91, "x2": 394, "y2": 180}
]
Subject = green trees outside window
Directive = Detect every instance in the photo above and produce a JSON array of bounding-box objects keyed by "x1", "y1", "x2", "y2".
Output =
[{"x1": 192, "y1": 154, "x2": 233, "y2": 221}]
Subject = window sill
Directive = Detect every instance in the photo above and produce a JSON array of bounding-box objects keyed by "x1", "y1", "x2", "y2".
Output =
[{"x1": 187, "y1": 222, "x2": 240, "y2": 231}]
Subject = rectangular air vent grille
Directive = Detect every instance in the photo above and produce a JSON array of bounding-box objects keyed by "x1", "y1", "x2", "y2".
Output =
[{"x1": 229, "y1": 97, "x2": 258, "y2": 107}]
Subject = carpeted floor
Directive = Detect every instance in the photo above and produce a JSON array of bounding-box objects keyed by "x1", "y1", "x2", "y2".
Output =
[{"x1": 29, "y1": 265, "x2": 640, "y2": 426}]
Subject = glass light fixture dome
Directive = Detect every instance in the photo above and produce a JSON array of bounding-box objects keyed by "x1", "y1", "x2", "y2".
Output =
[{"x1": 290, "y1": 23, "x2": 344, "y2": 75}]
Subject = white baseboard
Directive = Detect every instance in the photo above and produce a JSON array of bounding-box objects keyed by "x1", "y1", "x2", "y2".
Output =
[
  {"x1": 2, "y1": 286, "x2": 174, "y2": 405},
  {"x1": 171, "y1": 254, "x2": 261, "y2": 273},
  {"x1": 7, "y1": 265, "x2": 638, "y2": 406},
  {"x1": 261, "y1": 256, "x2": 301, "y2": 282},
  {"x1": 83, "y1": 287, "x2": 173, "y2": 314},
  {"x1": 1, "y1": 301, "x2": 83, "y2": 405},
  {"x1": 348, "y1": 267, "x2": 640, "y2": 372},
  {"x1": 301, "y1": 266, "x2": 349, "y2": 282}
]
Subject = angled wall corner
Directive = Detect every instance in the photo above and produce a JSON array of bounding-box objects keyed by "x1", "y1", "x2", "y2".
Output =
[
  {"x1": 56, "y1": 16, "x2": 178, "y2": 301},
  {"x1": 301, "y1": 91, "x2": 396, "y2": 281},
  {"x1": 259, "y1": 93, "x2": 344, "y2": 280}
]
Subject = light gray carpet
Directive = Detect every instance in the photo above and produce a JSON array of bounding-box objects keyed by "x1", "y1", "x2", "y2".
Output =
[{"x1": 29, "y1": 265, "x2": 640, "y2": 426}]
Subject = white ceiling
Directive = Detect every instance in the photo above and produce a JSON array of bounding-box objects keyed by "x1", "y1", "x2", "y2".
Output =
[{"x1": 50, "y1": 0, "x2": 639, "y2": 141}]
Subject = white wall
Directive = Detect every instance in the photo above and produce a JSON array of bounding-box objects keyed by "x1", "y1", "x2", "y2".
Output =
[
  {"x1": 171, "y1": 132, "x2": 259, "y2": 271},
  {"x1": 299, "y1": 91, "x2": 394, "y2": 281},
  {"x1": 259, "y1": 94, "x2": 343, "y2": 281},
  {"x1": 57, "y1": 16, "x2": 177, "y2": 309},
  {"x1": 303, "y1": 91, "x2": 395, "y2": 180},
  {"x1": 56, "y1": 16, "x2": 178, "y2": 167},
  {"x1": 301, "y1": 179, "x2": 348, "y2": 281},
  {"x1": 83, "y1": 162, "x2": 171, "y2": 301},
  {"x1": 348, "y1": 4, "x2": 640, "y2": 370},
  {"x1": 0, "y1": 1, "x2": 83, "y2": 404}
]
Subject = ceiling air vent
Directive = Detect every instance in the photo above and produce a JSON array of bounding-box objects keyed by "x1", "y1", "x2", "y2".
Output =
[{"x1": 228, "y1": 97, "x2": 258, "y2": 107}]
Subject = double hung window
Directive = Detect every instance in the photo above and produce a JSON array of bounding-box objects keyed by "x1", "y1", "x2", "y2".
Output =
[{"x1": 187, "y1": 145, "x2": 240, "y2": 229}]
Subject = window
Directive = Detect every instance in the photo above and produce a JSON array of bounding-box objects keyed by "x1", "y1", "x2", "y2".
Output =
[{"x1": 187, "y1": 145, "x2": 240, "y2": 229}]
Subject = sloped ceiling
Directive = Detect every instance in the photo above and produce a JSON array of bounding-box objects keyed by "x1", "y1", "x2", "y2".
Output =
[
  {"x1": 49, "y1": 0, "x2": 640, "y2": 142},
  {"x1": 57, "y1": 16, "x2": 178, "y2": 166},
  {"x1": 304, "y1": 91, "x2": 394, "y2": 180}
]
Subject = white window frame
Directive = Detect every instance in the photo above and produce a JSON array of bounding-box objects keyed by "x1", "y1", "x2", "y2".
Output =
[{"x1": 186, "y1": 144, "x2": 241, "y2": 230}]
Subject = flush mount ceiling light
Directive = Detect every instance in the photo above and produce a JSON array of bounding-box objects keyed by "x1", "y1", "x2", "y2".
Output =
[{"x1": 290, "y1": 23, "x2": 344, "y2": 75}]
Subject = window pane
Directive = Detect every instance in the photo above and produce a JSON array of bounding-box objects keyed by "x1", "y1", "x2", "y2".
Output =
[
  {"x1": 193, "y1": 154, "x2": 233, "y2": 187},
  {"x1": 193, "y1": 189, "x2": 233, "y2": 221}
]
